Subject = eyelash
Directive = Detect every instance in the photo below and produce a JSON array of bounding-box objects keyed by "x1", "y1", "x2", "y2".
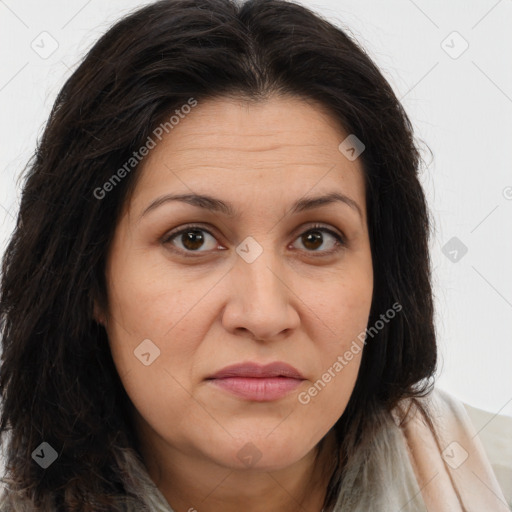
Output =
[{"x1": 161, "y1": 223, "x2": 346, "y2": 258}]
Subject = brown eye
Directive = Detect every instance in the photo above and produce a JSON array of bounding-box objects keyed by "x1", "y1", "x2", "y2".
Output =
[
  {"x1": 292, "y1": 226, "x2": 345, "y2": 254},
  {"x1": 302, "y1": 231, "x2": 323, "y2": 250},
  {"x1": 162, "y1": 226, "x2": 219, "y2": 253},
  {"x1": 180, "y1": 230, "x2": 206, "y2": 251}
]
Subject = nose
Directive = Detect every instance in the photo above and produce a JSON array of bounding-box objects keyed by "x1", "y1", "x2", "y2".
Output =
[{"x1": 220, "y1": 244, "x2": 300, "y2": 342}]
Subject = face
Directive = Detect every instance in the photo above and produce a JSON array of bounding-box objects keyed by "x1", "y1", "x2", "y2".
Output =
[{"x1": 98, "y1": 94, "x2": 373, "y2": 474}]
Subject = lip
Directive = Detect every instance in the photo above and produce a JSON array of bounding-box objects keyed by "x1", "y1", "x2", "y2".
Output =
[
  {"x1": 209, "y1": 361, "x2": 304, "y2": 380},
  {"x1": 206, "y1": 362, "x2": 305, "y2": 402}
]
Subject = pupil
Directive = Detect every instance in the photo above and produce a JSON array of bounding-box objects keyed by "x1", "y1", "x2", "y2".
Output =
[
  {"x1": 183, "y1": 230, "x2": 204, "y2": 250},
  {"x1": 304, "y1": 231, "x2": 322, "y2": 250}
]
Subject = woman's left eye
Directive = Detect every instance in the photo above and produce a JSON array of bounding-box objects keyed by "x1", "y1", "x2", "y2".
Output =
[
  {"x1": 161, "y1": 224, "x2": 345, "y2": 256},
  {"x1": 291, "y1": 226, "x2": 345, "y2": 254}
]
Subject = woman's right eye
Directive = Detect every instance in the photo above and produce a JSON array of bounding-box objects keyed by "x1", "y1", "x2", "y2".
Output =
[{"x1": 162, "y1": 225, "x2": 221, "y2": 255}]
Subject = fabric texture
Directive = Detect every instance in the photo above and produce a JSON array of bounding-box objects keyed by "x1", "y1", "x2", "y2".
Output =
[
  {"x1": 1, "y1": 387, "x2": 508, "y2": 511},
  {"x1": 400, "y1": 388, "x2": 510, "y2": 511},
  {"x1": 463, "y1": 401, "x2": 512, "y2": 507}
]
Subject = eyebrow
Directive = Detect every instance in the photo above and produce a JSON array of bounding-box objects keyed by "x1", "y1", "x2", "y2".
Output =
[{"x1": 139, "y1": 191, "x2": 363, "y2": 221}]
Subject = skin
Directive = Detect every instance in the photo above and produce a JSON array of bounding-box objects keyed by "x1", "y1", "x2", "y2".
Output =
[{"x1": 95, "y1": 94, "x2": 374, "y2": 512}]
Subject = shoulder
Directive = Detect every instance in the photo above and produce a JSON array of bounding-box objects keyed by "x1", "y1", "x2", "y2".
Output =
[{"x1": 395, "y1": 387, "x2": 510, "y2": 511}]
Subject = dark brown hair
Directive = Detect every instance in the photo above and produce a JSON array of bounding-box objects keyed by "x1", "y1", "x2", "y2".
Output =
[{"x1": 0, "y1": 0, "x2": 436, "y2": 510}]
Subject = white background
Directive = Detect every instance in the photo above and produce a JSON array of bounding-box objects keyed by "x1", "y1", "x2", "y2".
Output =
[{"x1": 0, "y1": 0, "x2": 511, "y2": 417}]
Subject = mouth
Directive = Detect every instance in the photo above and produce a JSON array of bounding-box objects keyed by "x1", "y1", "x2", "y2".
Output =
[{"x1": 206, "y1": 361, "x2": 305, "y2": 402}]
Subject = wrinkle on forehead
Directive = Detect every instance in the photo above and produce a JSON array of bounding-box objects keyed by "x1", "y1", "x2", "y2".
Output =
[{"x1": 123, "y1": 94, "x2": 365, "y2": 224}]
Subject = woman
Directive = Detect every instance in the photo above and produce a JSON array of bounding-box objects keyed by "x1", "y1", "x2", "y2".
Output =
[{"x1": 0, "y1": 0, "x2": 507, "y2": 510}]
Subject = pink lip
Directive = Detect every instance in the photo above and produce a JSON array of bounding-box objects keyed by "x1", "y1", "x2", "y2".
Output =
[{"x1": 207, "y1": 362, "x2": 305, "y2": 402}]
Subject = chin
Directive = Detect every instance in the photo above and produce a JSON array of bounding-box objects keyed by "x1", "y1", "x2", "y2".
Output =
[{"x1": 206, "y1": 434, "x2": 315, "y2": 472}]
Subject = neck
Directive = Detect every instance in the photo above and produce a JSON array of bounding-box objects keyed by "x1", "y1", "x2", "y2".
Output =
[{"x1": 136, "y1": 424, "x2": 337, "y2": 512}]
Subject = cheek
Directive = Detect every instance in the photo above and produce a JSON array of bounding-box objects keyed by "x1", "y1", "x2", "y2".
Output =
[
  {"x1": 297, "y1": 310, "x2": 366, "y2": 440},
  {"x1": 104, "y1": 246, "x2": 210, "y2": 346},
  {"x1": 297, "y1": 354, "x2": 362, "y2": 443},
  {"x1": 102, "y1": 253, "x2": 208, "y2": 405},
  {"x1": 297, "y1": 264, "x2": 372, "y2": 424},
  {"x1": 309, "y1": 262, "x2": 373, "y2": 347}
]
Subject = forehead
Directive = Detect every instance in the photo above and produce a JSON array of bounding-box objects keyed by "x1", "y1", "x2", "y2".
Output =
[{"x1": 127, "y1": 94, "x2": 367, "y2": 219}]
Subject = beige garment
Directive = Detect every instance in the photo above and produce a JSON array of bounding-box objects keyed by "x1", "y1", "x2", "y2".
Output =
[
  {"x1": 400, "y1": 388, "x2": 510, "y2": 511},
  {"x1": 464, "y1": 402, "x2": 512, "y2": 505}
]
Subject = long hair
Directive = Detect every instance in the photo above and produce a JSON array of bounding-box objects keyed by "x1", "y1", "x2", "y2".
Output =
[{"x1": 0, "y1": 0, "x2": 436, "y2": 510}]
